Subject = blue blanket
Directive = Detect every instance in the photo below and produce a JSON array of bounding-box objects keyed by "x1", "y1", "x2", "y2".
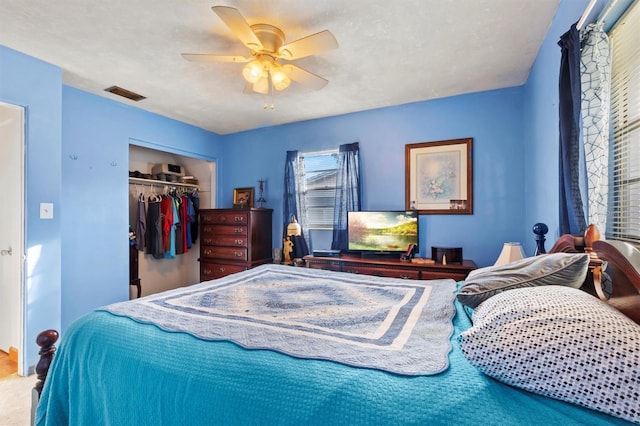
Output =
[
  {"x1": 103, "y1": 264, "x2": 457, "y2": 375},
  {"x1": 35, "y1": 269, "x2": 632, "y2": 425}
]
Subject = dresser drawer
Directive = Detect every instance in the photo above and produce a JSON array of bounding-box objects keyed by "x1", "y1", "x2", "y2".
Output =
[
  {"x1": 420, "y1": 270, "x2": 468, "y2": 281},
  {"x1": 201, "y1": 246, "x2": 247, "y2": 261},
  {"x1": 307, "y1": 261, "x2": 342, "y2": 272},
  {"x1": 201, "y1": 224, "x2": 248, "y2": 238},
  {"x1": 200, "y1": 262, "x2": 247, "y2": 281},
  {"x1": 201, "y1": 211, "x2": 248, "y2": 225},
  {"x1": 343, "y1": 265, "x2": 421, "y2": 280},
  {"x1": 201, "y1": 235, "x2": 248, "y2": 247}
]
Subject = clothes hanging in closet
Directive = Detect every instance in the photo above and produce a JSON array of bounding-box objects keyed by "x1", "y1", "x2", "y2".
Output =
[
  {"x1": 135, "y1": 194, "x2": 146, "y2": 252},
  {"x1": 145, "y1": 197, "x2": 163, "y2": 257},
  {"x1": 134, "y1": 187, "x2": 197, "y2": 260},
  {"x1": 190, "y1": 191, "x2": 200, "y2": 243}
]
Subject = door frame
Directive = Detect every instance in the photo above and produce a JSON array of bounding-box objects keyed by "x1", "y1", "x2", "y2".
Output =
[{"x1": 0, "y1": 101, "x2": 26, "y2": 375}]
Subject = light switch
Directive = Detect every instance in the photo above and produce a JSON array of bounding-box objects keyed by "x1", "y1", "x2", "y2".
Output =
[{"x1": 40, "y1": 203, "x2": 54, "y2": 219}]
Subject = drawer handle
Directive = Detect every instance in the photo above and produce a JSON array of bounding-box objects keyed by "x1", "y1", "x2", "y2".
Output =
[
  {"x1": 235, "y1": 239, "x2": 243, "y2": 245},
  {"x1": 234, "y1": 228, "x2": 243, "y2": 234},
  {"x1": 234, "y1": 216, "x2": 244, "y2": 222},
  {"x1": 235, "y1": 252, "x2": 244, "y2": 257},
  {"x1": 399, "y1": 274, "x2": 412, "y2": 279},
  {"x1": 204, "y1": 268, "x2": 212, "y2": 275},
  {"x1": 218, "y1": 266, "x2": 226, "y2": 272},
  {"x1": 204, "y1": 238, "x2": 212, "y2": 244},
  {"x1": 204, "y1": 249, "x2": 212, "y2": 256},
  {"x1": 218, "y1": 215, "x2": 227, "y2": 223}
]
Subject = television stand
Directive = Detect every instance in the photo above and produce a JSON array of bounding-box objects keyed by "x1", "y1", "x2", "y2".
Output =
[
  {"x1": 303, "y1": 254, "x2": 476, "y2": 281},
  {"x1": 358, "y1": 252, "x2": 400, "y2": 260}
]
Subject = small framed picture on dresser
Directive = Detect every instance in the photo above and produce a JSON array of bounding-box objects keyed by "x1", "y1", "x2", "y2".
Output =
[{"x1": 233, "y1": 187, "x2": 254, "y2": 208}]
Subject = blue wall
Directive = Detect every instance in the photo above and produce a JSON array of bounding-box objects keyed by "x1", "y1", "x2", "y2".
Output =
[
  {"x1": 1, "y1": 0, "x2": 593, "y2": 371},
  {"x1": 522, "y1": 0, "x2": 590, "y2": 253},
  {"x1": 61, "y1": 87, "x2": 223, "y2": 331},
  {"x1": 0, "y1": 46, "x2": 63, "y2": 369},
  {"x1": 222, "y1": 88, "x2": 526, "y2": 268}
]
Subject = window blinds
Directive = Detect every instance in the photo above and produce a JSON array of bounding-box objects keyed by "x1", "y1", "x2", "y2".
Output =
[
  {"x1": 609, "y1": 0, "x2": 640, "y2": 242},
  {"x1": 301, "y1": 151, "x2": 338, "y2": 228}
]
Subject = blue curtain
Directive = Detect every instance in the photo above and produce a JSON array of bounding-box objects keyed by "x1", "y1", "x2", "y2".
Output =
[
  {"x1": 283, "y1": 151, "x2": 304, "y2": 238},
  {"x1": 331, "y1": 142, "x2": 361, "y2": 250},
  {"x1": 558, "y1": 24, "x2": 587, "y2": 235}
]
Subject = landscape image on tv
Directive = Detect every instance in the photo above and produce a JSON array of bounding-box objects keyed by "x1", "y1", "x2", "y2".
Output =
[{"x1": 348, "y1": 211, "x2": 418, "y2": 252}]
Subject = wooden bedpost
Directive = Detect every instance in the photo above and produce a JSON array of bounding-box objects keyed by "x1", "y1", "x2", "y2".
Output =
[
  {"x1": 32, "y1": 329, "x2": 59, "y2": 425},
  {"x1": 34, "y1": 329, "x2": 59, "y2": 396},
  {"x1": 532, "y1": 223, "x2": 548, "y2": 255},
  {"x1": 583, "y1": 225, "x2": 606, "y2": 301},
  {"x1": 546, "y1": 224, "x2": 606, "y2": 300}
]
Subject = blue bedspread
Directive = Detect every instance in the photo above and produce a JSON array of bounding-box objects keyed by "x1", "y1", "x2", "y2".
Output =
[
  {"x1": 36, "y1": 275, "x2": 631, "y2": 425},
  {"x1": 102, "y1": 265, "x2": 457, "y2": 376}
]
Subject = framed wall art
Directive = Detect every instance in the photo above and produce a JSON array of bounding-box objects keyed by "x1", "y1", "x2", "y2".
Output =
[
  {"x1": 233, "y1": 187, "x2": 254, "y2": 208},
  {"x1": 405, "y1": 138, "x2": 473, "y2": 214}
]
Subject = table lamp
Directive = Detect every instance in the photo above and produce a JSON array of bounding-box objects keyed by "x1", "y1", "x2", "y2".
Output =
[{"x1": 494, "y1": 242, "x2": 525, "y2": 266}]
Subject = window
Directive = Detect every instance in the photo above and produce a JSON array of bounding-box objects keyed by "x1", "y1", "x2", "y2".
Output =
[
  {"x1": 609, "y1": 1, "x2": 640, "y2": 242},
  {"x1": 300, "y1": 150, "x2": 338, "y2": 229}
]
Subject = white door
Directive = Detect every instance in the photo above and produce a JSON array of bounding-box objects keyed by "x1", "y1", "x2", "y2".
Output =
[{"x1": 0, "y1": 101, "x2": 24, "y2": 371}]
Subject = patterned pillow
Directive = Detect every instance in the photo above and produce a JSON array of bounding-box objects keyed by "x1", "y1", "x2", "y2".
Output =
[
  {"x1": 456, "y1": 253, "x2": 589, "y2": 308},
  {"x1": 459, "y1": 286, "x2": 640, "y2": 423}
]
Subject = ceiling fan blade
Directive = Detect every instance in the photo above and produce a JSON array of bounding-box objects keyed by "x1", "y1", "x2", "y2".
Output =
[
  {"x1": 278, "y1": 30, "x2": 338, "y2": 60},
  {"x1": 283, "y1": 64, "x2": 328, "y2": 90},
  {"x1": 212, "y1": 6, "x2": 263, "y2": 51},
  {"x1": 181, "y1": 53, "x2": 250, "y2": 63}
]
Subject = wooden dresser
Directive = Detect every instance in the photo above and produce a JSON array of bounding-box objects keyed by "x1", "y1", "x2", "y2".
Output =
[
  {"x1": 304, "y1": 254, "x2": 476, "y2": 281},
  {"x1": 199, "y1": 208, "x2": 273, "y2": 281}
]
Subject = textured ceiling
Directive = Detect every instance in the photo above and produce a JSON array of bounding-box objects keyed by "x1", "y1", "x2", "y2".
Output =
[{"x1": 0, "y1": 0, "x2": 560, "y2": 135}]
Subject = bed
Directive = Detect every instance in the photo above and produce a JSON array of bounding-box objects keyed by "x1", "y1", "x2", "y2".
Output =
[{"x1": 34, "y1": 225, "x2": 640, "y2": 425}]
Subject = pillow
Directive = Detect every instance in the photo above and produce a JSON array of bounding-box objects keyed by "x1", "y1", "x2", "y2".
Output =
[
  {"x1": 459, "y1": 286, "x2": 640, "y2": 424},
  {"x1": 456, "y1": 253, "x2": 589, "y2": 308}
]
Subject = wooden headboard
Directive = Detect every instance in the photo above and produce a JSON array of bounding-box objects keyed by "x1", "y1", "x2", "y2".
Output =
[{"x1": 548, "y1": 224, "x2": 640, "y2": 324}]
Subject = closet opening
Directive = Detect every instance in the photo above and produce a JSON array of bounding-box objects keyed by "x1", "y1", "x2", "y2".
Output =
[{"x1": 129, "y1": 144, "x2": 216, "y2": 298}]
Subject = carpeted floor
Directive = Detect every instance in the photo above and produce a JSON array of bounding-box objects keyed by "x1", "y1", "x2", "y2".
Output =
[{"x1": 0, "y1": 373, "x2": 37, "y2": 426}]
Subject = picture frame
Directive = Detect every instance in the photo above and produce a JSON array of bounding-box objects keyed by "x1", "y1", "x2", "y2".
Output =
[
  {"x1": 233, "y1": 187, "x2": 254, "y2": 209},
  {"x1": 405, "y1": 138, "x2": 473, "y2": 214}
]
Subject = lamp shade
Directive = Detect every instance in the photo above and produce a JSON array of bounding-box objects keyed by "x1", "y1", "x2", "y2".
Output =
[
  {"x1": 270, "y1": 65, "x2": 291, "y2": 91},
  {"x1": 252, "y1": 76, "x2": 269, "y2": 95},
  {"x1": 242, "y1": 60, "x2": 264, "y2": 84},
  {"x1": 494, "y1": 242, "x2": 525, "y2": 266}
]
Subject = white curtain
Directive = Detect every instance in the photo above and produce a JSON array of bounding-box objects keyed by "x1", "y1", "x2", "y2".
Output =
[{"x1": 580, "y1": 22, "x2": 611, "y2": 233}]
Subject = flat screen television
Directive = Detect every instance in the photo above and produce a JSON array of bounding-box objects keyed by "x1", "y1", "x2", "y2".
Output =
[{"x1": 347, "y1": 211, "x2": 419, "y2": 254}]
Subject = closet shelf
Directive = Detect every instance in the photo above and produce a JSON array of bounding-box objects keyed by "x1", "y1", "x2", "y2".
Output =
[{"x1": 129, "y1": 177, "x2": 199, "y2": 189}]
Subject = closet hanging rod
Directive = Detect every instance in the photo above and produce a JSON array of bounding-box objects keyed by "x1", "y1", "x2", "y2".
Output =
[{"x1": 128, "y1": 177, "x2": 199, "y2": 189}]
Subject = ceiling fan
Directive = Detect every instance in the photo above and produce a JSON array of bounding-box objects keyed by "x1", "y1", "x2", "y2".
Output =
[{"x1": 182, "y1": 6, "x2": 338, "y2": 95}]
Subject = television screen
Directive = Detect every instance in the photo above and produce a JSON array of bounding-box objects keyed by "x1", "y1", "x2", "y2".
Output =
[{"x1": 347, "y1": 211, "x2": 418, "y2": 253}]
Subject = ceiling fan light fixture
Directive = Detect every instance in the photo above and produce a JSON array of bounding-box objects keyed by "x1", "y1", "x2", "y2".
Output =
[
  {"x1": 185, "y1": 6, "x2": 337, "y2": 95},
  {"x1": 242, "y1": 60, "x2": 264, "y2": 84},
  {"x1": 270, "y1": 65, "x2": 291, "y2": 91},
  {"x1": 253, "y1": 76, "x2": 269, "y2": 94}
]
